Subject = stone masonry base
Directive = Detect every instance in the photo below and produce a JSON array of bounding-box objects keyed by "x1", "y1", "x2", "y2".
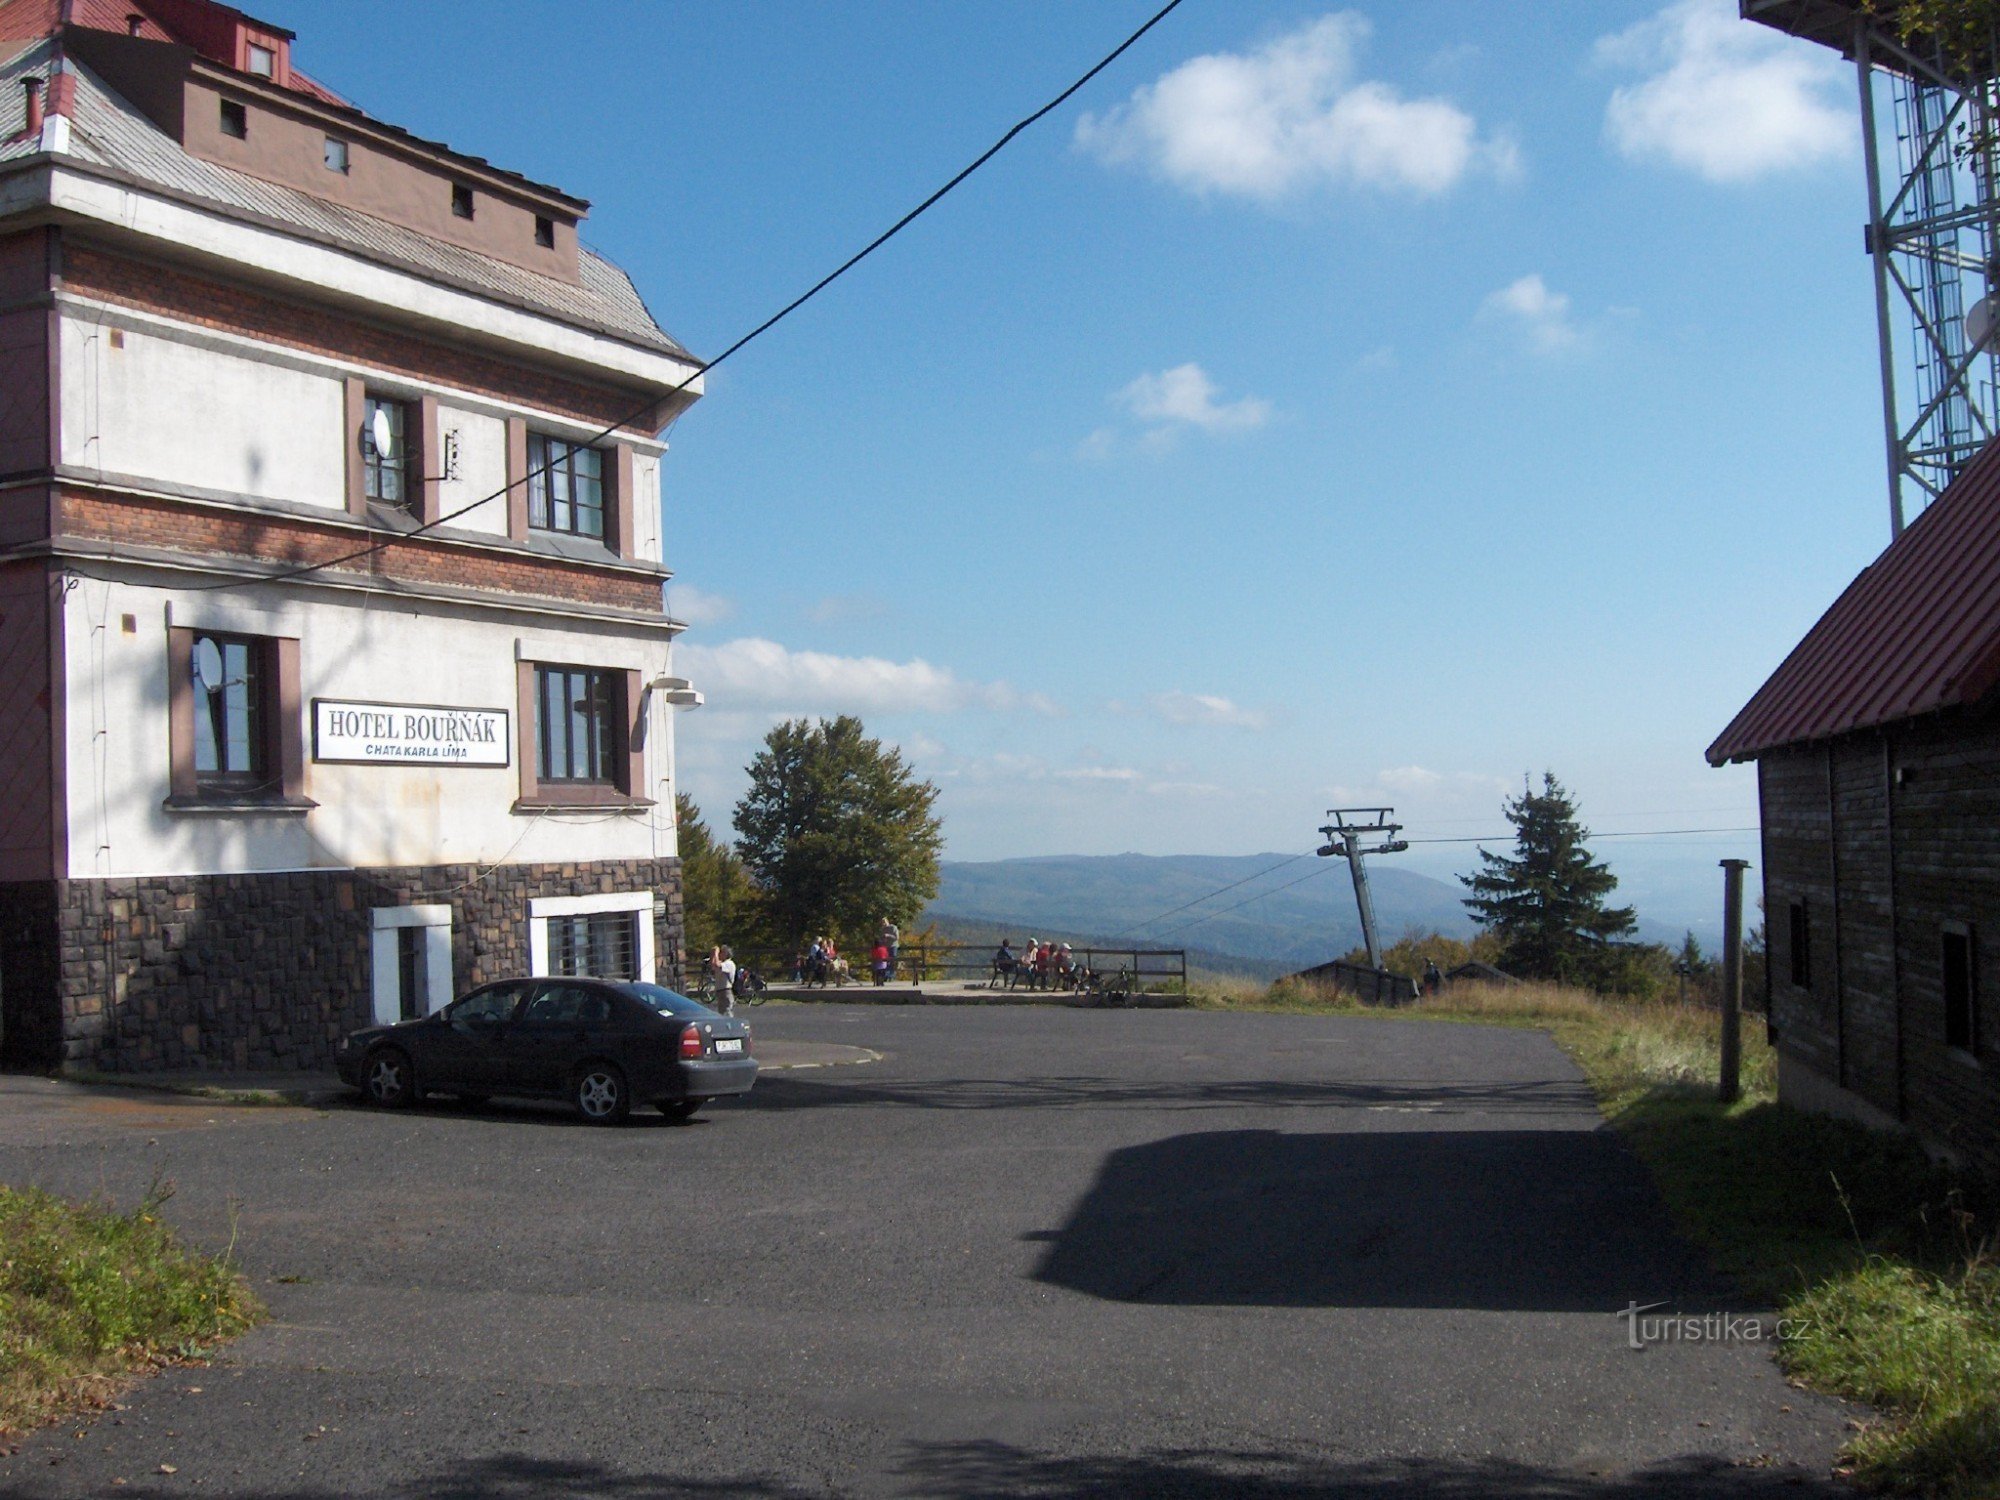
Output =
[{"x1": 7, "y1": 859, "x2": 685, "y2": 1074}]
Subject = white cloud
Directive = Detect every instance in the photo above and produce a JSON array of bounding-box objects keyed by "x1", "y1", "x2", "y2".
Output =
[
  {"x1": 1118, "y1": 363, "x2": 1271, "y2": 434},
  {"x1": 1147, "y1": 690, "x2": 1270, "y2": 730},
  {"x1": 1075, "y1": 13, "x2": 1518, "y2": 201},
  {"x1": 677, "y1": 637, "x2": 1060, "y2": 717},
  {"x1": 1597, "y1": 0, "x2": 1850, "y2": 183},
  {"x1": 665, "y1": 582, "x2": 734, "y2": 627},
  {"x1": 1480, "y1": 274, "x2": 1584, "y2": 353},
  {"x1": 1058, "y1": 766, "x2": 1144, "y2": 783}
]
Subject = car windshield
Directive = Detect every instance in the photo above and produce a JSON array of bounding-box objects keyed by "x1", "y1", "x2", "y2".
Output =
[{"x1": 620, "y1": 983, "x2": 718, "y2": 1019}]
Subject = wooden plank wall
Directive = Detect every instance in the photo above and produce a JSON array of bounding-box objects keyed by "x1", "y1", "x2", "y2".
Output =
[{"x1": 1758, "y1": 704, "x2": 2000, "y2": 1175}]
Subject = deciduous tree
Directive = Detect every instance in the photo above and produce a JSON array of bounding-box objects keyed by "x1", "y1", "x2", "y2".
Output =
[
  {"x1": 733, "y1": 716, "x2": 943, "y2": 953},
  {"x1": 675, "y1": 793, "x2": 763, "y2": 967}
]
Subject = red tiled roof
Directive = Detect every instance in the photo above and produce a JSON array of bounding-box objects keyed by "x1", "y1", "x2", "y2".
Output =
[{"x1": 1707, "y1": 440, "x2": 2000, "y2": 763}]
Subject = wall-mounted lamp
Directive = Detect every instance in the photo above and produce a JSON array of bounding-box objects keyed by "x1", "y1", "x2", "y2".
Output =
[{"x1": 649, "y1": 674, "x2": 703, "y2": 708}]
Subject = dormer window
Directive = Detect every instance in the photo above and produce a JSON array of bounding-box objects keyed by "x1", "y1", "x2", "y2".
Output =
[
  {"x1": 451, "y1": 184, "x2": 474, "y2": 220},
  {"x1": 219, "y1": 99, "x2": 247, "y2": 139},
  {"x1": 535, "y1": 216, "x2": 555, "y2": 249},
  {"x1": 324, "y1": 136, "x2": 349, "y2": 173},
  {"x1": 245, "y1": 42, "x2": 275, "y2": 78}
]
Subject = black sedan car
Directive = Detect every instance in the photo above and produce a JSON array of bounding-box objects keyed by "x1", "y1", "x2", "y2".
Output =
[{"x1": 335, "y1": 977, "x2": 756, "y2": 1124}]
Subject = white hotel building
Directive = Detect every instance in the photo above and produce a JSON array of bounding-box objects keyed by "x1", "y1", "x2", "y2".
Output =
[{"x1": 0, "y1": 0, "x2": 704, "y2": 1071}]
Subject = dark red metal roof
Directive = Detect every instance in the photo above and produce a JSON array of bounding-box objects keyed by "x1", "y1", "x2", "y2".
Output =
[{"x1": 1708, "y1": 441, "x2": 2000, "y2": 764}]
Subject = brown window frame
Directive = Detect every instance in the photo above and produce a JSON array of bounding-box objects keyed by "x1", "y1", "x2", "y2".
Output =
[
  {"x1": 1943, "y1": 923, "x2": 1978, "y2": 1055},
  {"x1": 167, "y1": 627, "x2": 308, "y2": 808},
  {"x1": 514, "y1": 662, "x2": 646, "y2": 810}
]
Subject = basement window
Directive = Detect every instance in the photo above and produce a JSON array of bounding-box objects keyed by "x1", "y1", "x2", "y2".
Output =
[
  {"x1": 1788, "y1": 900, "x2": 1812, "y2": 991},
  {"x1": 535, "y1": 215, "x2": 555, "y2": 248},
  {"x1": 1943, "y1": 925, "x2": 1977, "y2": 1054},
  {"x1": 451, "y1": 183, "x2": 475, "y2": 220},
  {"x1": 219, "y1": 98, "x2": 247, "y2": 139}
]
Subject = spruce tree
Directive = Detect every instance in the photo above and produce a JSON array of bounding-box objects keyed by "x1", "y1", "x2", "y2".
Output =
[{"x1": 1460, "y1": 772, "x2": 1636, "y2": 985}]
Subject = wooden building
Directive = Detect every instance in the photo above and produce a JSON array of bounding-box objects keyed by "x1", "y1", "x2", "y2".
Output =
[{"x1": 1709, "y1": 443, "x2": 2000, "y2": 1176}]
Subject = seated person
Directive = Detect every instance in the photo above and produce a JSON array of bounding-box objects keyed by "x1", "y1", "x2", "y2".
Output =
[{"x1": 992, "y1": 939, "x2": 1018, "y2": 985}]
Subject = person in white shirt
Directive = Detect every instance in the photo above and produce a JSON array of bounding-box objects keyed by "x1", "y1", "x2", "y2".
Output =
[{"x1": 708, "y1": 945, "x2": 737, "y2": 1015}]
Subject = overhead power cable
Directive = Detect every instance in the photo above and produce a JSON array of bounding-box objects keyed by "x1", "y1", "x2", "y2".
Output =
[
  {"x1": 183, "y1": 0, "x2": 1188, "y2": 595},
  {"x1": 1112, "y1": 824, "x2": 1763, "y2": 942}
]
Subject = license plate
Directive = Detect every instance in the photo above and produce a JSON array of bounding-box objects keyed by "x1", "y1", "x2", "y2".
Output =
[{"x1": 713, "y1": 1037, "x2": 743, "y2": 1055}]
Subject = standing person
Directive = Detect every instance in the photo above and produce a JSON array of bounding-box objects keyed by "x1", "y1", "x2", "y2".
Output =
[
  {"x1": 871, "y1": 937, "x2": 891, "y2": 986},
  {"x1": 1423, "y1": 959, "x2": 1443, "y2": 997},
  {"x1": 879, "y1": 918, "x2": 901, "y2": 983},
  {"x1": 708, "y1": 945, "x2": 738, "y2": 1015}
]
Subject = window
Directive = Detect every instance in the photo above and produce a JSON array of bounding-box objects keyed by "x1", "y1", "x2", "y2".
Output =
[
  {"x1": 536, "y1": 665, "x2": 619, "y2": 784},
  {"x1": 324, "y1": 136, "x2": 349, "y2": 173},
  {"x1": 451, "y1": 183, "x2": 474, "y2": 219},
  {"x1": 1788, "y1": 900, "x2": 1812, "y2": 991},
  {"x1": 534, "y1": 215, "x2": 555, "y2": 248},
  {"x1": 219, "y1": 98, "x2": 247, "y2": 138},
  {"x1": 169, "y1": 626, "x2": 304, "y2": 808},
  {"x1": 546, "y1": 914, "x2": 638, "y2": 980},
  {"x1": 1944, "y1": 926, "x2": 1977, "y2": 1054},
  {"x1": 449, "y1": 984, "x2": 526, "y2": 1026},
  {"x1": 361, "y1": 395, "x2": 409, "y2": 509},
  {"x1": 191, "y1": 632, "x2": 265, "y2": 789},
  {"x1": 395, "y1": 927, "x2": 427, "y2": 1022},
  {"x1": 526, "y1": 433, "x2": 604, "y2": 538},
  {"x1": 244, "y1": 42, "x2": 275, "y2": 78}
]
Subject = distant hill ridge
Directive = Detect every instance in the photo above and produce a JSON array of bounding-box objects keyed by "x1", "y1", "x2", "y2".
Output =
[{"x1": 923, "y1": 851, "x2": 1683, "y2": 973}]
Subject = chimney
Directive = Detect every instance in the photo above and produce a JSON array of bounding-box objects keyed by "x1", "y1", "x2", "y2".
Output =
[
  {"x1": 21, "y1": 77, "x2": 43, "y2": 139},
  {"x1": 127, "y1": 13, "x2": 145, "y2": 36}
]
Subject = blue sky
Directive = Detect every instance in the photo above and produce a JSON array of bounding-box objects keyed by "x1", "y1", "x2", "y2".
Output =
[{"x1": 267, "y1": 1, "x2": 1890, "y2": 933}]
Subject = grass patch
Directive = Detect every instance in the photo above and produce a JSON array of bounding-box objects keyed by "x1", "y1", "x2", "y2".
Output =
[
  {"x1": 0, "y1": 1182, "x2": 261, "y2": 1434},
  {"x1": 1206, "y1": 977, "x2": 2000, "y2": 1496}
]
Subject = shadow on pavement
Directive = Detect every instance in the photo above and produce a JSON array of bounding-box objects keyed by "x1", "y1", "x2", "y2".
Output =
[
  {"x1": 59, "y1": 1445, "x2": 1842, "y2": 1499},
  {"x1": 1028, "y1": 1127, "x2": 1730, "y2": 1313},
  {"x1": 748, "y1": 1072, "x2": 1596, "y2": 1116}
]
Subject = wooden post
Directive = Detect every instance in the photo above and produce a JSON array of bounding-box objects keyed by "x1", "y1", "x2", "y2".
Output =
[{"x1": 1720, "y1": 858, "x2": 1750, "y2": 1104}]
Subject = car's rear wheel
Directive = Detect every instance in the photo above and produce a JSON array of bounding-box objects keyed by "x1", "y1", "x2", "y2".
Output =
[
  {"x1": 573, "y1": 1062, "x2": 630, "y2": 1124},
  {"x1": 657, "y1": 1098, "x2": 703, "y2": 1121},
  {"x1": 363, "y1": 1047, "x2": 416, "y2": 1108}
]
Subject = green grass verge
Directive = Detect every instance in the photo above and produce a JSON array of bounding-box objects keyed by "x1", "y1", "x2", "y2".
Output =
[
  {"x1": 1196, "y1": 978, "x2": 2000, "y2": 1497},
  {"x1": 0, "y1": 1183, "x2": 262, "y2": 1434}
]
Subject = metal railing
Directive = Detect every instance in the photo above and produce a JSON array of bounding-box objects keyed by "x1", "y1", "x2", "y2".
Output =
[{"x1": 738, "y1": 942, "x2": 1188, "y2": 996}]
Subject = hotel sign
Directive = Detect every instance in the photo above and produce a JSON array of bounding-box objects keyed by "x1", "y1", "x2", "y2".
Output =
[{"x1": 313, "y1": 699, "x2": 510, "y2": 767}]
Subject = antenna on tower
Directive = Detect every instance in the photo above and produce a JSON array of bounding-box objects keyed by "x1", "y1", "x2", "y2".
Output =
[
  {"x1": 1317, "y1": 808, "x2": 1409, "y2": 971},
  {"x1": 1743, "y1": 2, "x2": 2000, "y2": 539}
]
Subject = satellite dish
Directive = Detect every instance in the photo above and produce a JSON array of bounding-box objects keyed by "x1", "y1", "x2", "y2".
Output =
[
  {"x1": 193, "y1": 638, "x2": 224, "y2": 689},
  {"x1": 1969, "y1": 295, "x2": 1997, "y2": 351},
  {"x1": 369, "y1": 406, "x2": 395, "y2": 460}
]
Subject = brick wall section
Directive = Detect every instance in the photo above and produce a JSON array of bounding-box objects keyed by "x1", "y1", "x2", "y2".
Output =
[
  {"x1": 60, "y1": 489, "x2": 666, "y2": 612},
  {"x1": 0, "y1": 880, "x2": 61, "y2": 1069},
  {"x1": 61, "y1": 242, "x2": 667, "y2": 435},
  {"x1": 40, "y1": 857, "x2": 687, "y2": 1073}
]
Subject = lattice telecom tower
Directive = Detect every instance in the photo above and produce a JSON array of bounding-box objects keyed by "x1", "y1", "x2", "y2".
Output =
[{"x1": 1743, "y1": 1, "x2": 2000, "y2": 537}]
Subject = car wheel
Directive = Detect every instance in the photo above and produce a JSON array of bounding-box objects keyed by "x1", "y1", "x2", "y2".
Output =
[
  {"x1": 657, "y1": 1098, "x2": 703, "y2": 1121},
  {"x1": 363, "y1": 1047, "x2": 416, "y2": 1108},
  {"x1": 573, "y1": 1062, "x2": 630, "y2": 1124}
]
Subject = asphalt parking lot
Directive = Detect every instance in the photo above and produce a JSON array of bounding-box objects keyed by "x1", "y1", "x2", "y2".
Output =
[{"x1": 0, "y1": 1005, "x2": 1854, "y2": 1498}]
